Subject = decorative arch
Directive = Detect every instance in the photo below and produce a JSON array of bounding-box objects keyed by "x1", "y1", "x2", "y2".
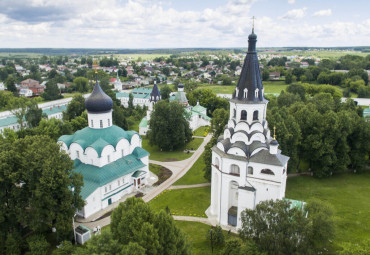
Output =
[
  {"x1": 261, "y1": 169, "x2": 275, "y2": 175},
  {"x1": 214, "y1": 157, "x2": 220, "y2": 168},
  {"x1": 241, "y1": 110, "x2": 247, "y2": 121},
  {"x1": 233, "y1": 108, "x2": 236, "y2": 118},
  {"x1": 230, "y1": 164, "x2": 240, "y2": 176},
  {"x1": 248, "y1": 166, "x2": 253, "y2": 175},
  {"x1": 253, "y1": 110, "x2": 259, "y2": 121}
]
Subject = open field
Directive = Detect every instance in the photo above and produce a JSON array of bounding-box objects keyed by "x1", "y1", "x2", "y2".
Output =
[
  {"x1": 264, "y1": 50, "x2": 370, "y2": 59},
  {"x1": 286, "y1": 172, "x2": 370, "y2": 250},
  {"x1": 193, "y1": 126, "x2": 209, "y2": 137},
  {"x1": 149, "y1": 186, "x2": 210, "y2": 217},
  {"x1": 0, "y1": 52, "x2": 43, "y2": 58},
  {"x1": 174, "y1": 151, "x2": 209, "y2": 185},
  {"x1": 97, "y1": 53, "x2": 172, "y2": 61}
]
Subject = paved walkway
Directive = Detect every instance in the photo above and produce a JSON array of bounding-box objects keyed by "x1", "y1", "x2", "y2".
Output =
[
  {"x1": 79, "y1": 134, "x2": 212, "y2": 230},
  {"x1": 192, "y1": 135, "x2": 207, "y2": 139},
  {"x1": 168, "y1": 183, "x2": 211, "y2": 190}
]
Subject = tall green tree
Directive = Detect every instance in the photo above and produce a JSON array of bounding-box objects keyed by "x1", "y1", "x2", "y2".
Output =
[
  {"x1": 148, "y1": 101, "x2": 192, "y2": 151},
  {"x1": 0, "y1": 135, "x2": 84, "y2": 253},
  {"x1": 42, "y1": 79, "x2": 62, "y2": 100},
  {"x1": 5, "y1": 75, "x2": 17, "y2": 93},
  {"x1": 63, "y1": 94, "x2": 86, "y2": 121},
  {"x1": 160, "y1": 85, "x2": 172, "y2": 100},
  {"x1": 25, "y1": 100, "x2": 43, "y2": 128},
  {"x1": 73, "y1": 77, "x2": 89, "y2": 93}
]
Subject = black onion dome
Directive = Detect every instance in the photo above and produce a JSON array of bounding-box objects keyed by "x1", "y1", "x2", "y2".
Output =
[
  {"x1": 85, "y1": 80, "x2": 113, "y2": 113},
  {"x1": 270, "y1": 139, "x2": 279, "y2": 145}
]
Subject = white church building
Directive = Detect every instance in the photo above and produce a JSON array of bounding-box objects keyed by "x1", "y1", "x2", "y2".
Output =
[
  {"x1": 58, "y1": 77, "x2": 149, "y2": 219},
  {"x1": 207, "y1": 30, "x2": 289, "y2": 229}
]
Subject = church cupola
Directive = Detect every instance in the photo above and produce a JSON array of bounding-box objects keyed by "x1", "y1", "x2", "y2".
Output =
[
  {"x1": 150, "y1": 81, "x2": 161, "y2": 102},
  {"x1": 233, "y1": 29, "x2": 264, "y2": 102},
  {"x1": 269, "y1": 139, "x2": 278, "y2": 155},
  {"x1": 85, "y1": 77, "x2": 114, "y2": 129}
]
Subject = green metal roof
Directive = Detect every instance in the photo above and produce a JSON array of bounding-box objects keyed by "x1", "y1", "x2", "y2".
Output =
[
  {"x1": 116, "y1": 92, "x2": 129, "y2": 98},
  {"x1": 58, "y1": 125, "x2": 139, "y2": 157},
  {"x1": 42, "y1": 105, "x2": 67, "y2": 116},
  {"x1": 171, "y1": 91, "x2": 188, "y2": 103},
  {"x1": 132, "y1": 88, "x2": 152, "y2": 94},
  {"x1": 192, "y1": 104, "x2": 207, "y2": 113},
  {"x1": 74, "y1": 154, "x2": 146, "y2": 200},
  {"x1": 132, "y1": 170, "x2": 146, "y2": 178},
  {"x1": 0, "y1": 116, "x2": 18, "y2": 127},
  {"x1": 132, "y1": 147, "x2": 150, "y2": 158},
  {"x1": 363, "y1": 108, "x2": 370, "y2": 118},
  {"x1": 139, "y1": 117, "x2": 148, "y2": 127}
]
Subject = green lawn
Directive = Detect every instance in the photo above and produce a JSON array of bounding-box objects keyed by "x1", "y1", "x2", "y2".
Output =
[
  {"x1": 286, "y1": 173, "x2": 370, "y2": 249},
  {"x1": 174, "y1": 151, "x2": 209, "y2": 185},
  {"x1": 193, "y1": 126, "x2": 209, "y2": 137},
  {"x1": 149, "y1": 163, "x2": 162, "y2": 176},
  {"x1": 142, "y1": 138, "x2": 203, "y2": 162},
  {"x1": 149, "y1": 187, "x2": 211, "y2": 217},
  {"x1": 175, "y1": 221, "x2": 238, "y2": 255},
  {"x1": 184, "y1": 138, "x2": 203, "y2": 151}
]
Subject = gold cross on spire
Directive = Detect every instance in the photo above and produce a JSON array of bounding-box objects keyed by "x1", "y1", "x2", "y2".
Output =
[
  {"x1": 273, "y1": 126, "x2": 276, "y2": 140},
  {"x1": 251, "y1": 16, "x2": 256, "y2": 33}
]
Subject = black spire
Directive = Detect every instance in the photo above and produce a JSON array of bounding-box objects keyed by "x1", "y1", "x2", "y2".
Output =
[
  {"x1": 150, "y1": 81, "x2": 161, "y2": 102},
  {"x1": 233, "y1": 30, "x2": 264, "y2": 102},
  {"x1": 85, "y1": 79, "x2": 113, "y2": 113}
]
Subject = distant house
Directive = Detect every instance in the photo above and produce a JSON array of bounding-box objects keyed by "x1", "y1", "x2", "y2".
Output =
[
  {"x1": 20, "y1": 79, "x2": 44, "y2": 95},
  {"x1": 269, "y1": 72, "x2": 281, "y2": 80},
  {"x1": 19, "y1": 88, "x2": 33, "y2": 97},
  {"x1": 300, "y1": 62, "x2": 309, "y2": 68}
]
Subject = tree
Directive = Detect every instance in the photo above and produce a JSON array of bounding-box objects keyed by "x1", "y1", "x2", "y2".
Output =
[
  {"x1": 111, "y1": 197, "x2": 191, "y2": 255},
  {"x1": 285, "y1": 72, "x2": 292, "y2": 84},
  {"x1": 203, "y1": 136, "x2": 217, "y2": 181},
  {"x1": 147, "y1": 101, "x2": 192, "y2": 151},
  {"x1": 38, "y1": 118, "x2": 73, "y2": 141},
  {"x1": 68, "y1": 112, "x2": 88, "y2": 132},
  {"x1": 73, "y1": 77, "x2": 89, "y2": 93},
  {"x1": 262, "y1": 69, "x2": 269, "y2": 81},
  {"x1": 0, "y1": 135, "x2": 84, "y2": 253},
  {"x1": 10, "y1": 96, "x2": 29, "y2": 130},
  {"x1": 63, "y1": 94, "x2": 86, "y2": 121},
  {"x1": 211, "y1": 108, "x2": 229, "y2": 137},
  {"x1": 26, "y1": 235, "x2": 49, "y2": 255},
  {"x1": 240, "y1": 199, "x2": 335, "y2": 255},
  {"x1": 160, "y1": 85, "x2": 172, "y2": 100},
  {"x1": 42, "y1": 79, "x2": 62, "y2": 100},
  {"x1": 5, "y1": 75, "x2": 17, "y2": 93},
  {"x1": 25, "y1": 100, "x2": 43, "y2": 128},
  {"x1": 207, "y1": 225, "x2": 225, "y2": 250}
]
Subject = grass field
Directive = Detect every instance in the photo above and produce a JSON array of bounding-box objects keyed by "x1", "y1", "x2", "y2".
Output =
[
  {"x1": 174, "y1": 151, "x2": 209, "y2": 185},
  {"x1": 265, "y1": 50, "x2": 369, "y2": 59},
  {"x1": 149, "y1": 186, "x2": 211, "y2": 217},
  {"x1": 184, "y1": 138, "x2": 203, "y2": 151},
  {"x1": 286, "y1": 173, "x2": 370, "y2": 249},
  {"x1": 142, "y1": 138, "x2": 194, "y2": 162},
  {"x1": 193, "y1": 126, "x2": 209, "y2": 137}
]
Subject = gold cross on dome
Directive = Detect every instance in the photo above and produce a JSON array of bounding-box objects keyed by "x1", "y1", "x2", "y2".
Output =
[
  {"x1": 251, "y1": 16, "x2": 256, "y2": 32},
  {"x1": 273, "y1": 126, "x2": 276, "y2": 140}
]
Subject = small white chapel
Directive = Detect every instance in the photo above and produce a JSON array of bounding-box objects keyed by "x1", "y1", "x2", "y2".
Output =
[
  {"x1": 207, "y1": 29, "x2": 289, "y2": 229},
  {"x1": 58, "y1": 77, "x2": 149, "y2": 218}
]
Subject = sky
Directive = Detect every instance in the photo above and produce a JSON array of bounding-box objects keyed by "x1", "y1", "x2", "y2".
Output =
[{"x1": 0, "y1": 0, "x2": 369, "y2": 48}]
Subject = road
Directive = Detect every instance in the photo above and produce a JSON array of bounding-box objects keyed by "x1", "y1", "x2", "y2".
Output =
[{"x1": 79, "y1": 134, "x2": 212, "y2": 229}]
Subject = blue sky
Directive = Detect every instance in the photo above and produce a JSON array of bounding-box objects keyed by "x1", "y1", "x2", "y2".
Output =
[{"x1": 0, "y1": 0, "x2": 369, "y2": 48}]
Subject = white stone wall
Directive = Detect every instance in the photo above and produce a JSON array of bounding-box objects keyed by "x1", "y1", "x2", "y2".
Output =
[{"x1": 88, "y1": 110, "x2": 113, "y2": 129}]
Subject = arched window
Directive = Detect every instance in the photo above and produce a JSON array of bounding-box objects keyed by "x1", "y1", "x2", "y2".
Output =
[
  {"x1": 248, "y1": 166, "x2": 253, "y2": 175},
  {"x1": 214, "y1": 157, "x2": 220, "y2": 168},
  {"x1": 230, "y1": 164, "x2": 240, "y2": 176},
  {"x1": 233, "y1": 109, "x2": 236, "y2": 118},
  {"x1": 253, "y1": 110, "x2": 259, "y2": 121},
  {"x1": 261, "y1": 169, "x2": 275, "y2": 175},
  {"x1": 241, "y1": 110, "x2": 247, "y2": 121}
]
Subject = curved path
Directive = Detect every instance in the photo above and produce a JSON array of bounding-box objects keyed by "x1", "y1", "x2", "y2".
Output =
[
  {"x1": 168, "y1": 183, "x2": 211, "y2": 190},
  {"x1": 79, "y1": 134, "x2": 212, "y2": 229}
]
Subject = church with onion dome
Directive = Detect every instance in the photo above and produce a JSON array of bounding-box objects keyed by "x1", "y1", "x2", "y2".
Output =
[
  {"x1": 58, "y1": 77, "x2": 149, "y2": 219},
  {"x1": 207, "y1": 29, "x2": 289, "y2": 229}
]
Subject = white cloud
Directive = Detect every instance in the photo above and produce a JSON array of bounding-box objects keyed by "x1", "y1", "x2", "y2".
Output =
[
  {"x1": 288, "y1": 0, "x2": 295, "y2": 4},
  {"x1": 312, "y1": 9, "x2": 332, "y2": 17},
  {"x1": 280, "y1": 7, "x2": 307, "y2": 20},
  {"x1": 0, "y1": 1, "x2": 369, "y2": 48}
]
